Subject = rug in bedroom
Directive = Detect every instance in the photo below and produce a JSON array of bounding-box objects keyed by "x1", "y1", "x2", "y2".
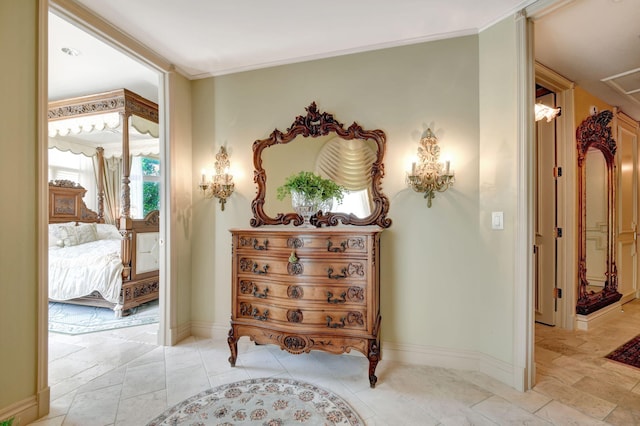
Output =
[
  {"x1": 48, "y1": 300, "x2": 159, "y2": 335},
  {"x1": 146, "y1": 377, "x2": 364, "y2": 426},
  {"x1": 605, "y1": 333, "x2": 640, "y2": 369}
]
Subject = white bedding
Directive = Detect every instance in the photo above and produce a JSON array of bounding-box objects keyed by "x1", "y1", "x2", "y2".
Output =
[{"x1": 49, "y1": 239, "x2": 123, "y2": 304}]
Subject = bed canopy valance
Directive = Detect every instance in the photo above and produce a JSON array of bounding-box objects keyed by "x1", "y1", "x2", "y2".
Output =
[
  {"x1": 48, "y1": 88, "x2": 159, "y2": 157},
  {"x1": 48, "y1": 88, "x2": 160, "y2": 221},
  {"x1": 47, "y1": 89, "x2": 160, "y2": 316}
]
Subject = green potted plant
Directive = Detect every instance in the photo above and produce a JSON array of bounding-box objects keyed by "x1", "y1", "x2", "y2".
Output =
[
  {"x1": 277, "y1": 171, "x2": 345, "y2": 225},
  {"x1": 0, "y1": 417, "x2": 14, "y2": 426}
]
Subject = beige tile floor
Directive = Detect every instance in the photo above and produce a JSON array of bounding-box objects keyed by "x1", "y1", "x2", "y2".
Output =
[{"x1": 30, "y1": 300, "x2": 640, "y2": 425}]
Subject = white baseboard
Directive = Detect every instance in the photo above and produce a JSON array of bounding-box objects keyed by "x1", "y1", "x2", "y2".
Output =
[
  {"x1": 382, "y1": 341, "x2": 518, "y2": 388},
  {"x1": 190, "y1": 321, "x2": 228, "y2": 340},
  {"x1": 576, "y1": 302, "x2": 624, "y2": 330},
  {"x1": 620, "y1": 291, "x2": 637, "y2": 305},
  {"x1": 187, "y1": 321, "x2": 519, "y2": 389},
  {"x1": 169, "y1": 321, "x2": 192, "y2": 344}
]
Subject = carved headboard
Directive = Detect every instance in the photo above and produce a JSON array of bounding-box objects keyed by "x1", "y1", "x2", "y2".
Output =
[{"x1": 48, "y1": 180, "x2": 102, "y2": 224}]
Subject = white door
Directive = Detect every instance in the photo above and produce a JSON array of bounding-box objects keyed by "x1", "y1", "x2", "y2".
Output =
[
  {"x1": 615, "y1": 111, "x2": 639, "y2": 303},
  {"x1": 535, "y1": 92, "x2": 558, "y2": 326}
]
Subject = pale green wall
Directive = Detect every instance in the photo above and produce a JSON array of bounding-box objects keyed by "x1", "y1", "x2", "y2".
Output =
[
  {"x1": 478, "y1": 18, "x2": 519, "y2": 362},
  {"x1": 0, "y1": 0, "x2": 39, "y2": 410},
  {"x1": 167, "y1": 72, "x2": 195, "y2": 334},
  {"x1": 190, "y1": 36, "x2": 504, "y2": 354}
]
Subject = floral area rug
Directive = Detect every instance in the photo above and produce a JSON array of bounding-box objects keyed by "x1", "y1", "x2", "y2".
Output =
[
  {"x1": 48, "y1": 299, "x2": 159, "y2": 335},
  {"x1": 146, "y1": 377, "x2": 365, "y2": 426},
  {"x1": 605, "y1": 334, "x2": 640, "y2": 369}
]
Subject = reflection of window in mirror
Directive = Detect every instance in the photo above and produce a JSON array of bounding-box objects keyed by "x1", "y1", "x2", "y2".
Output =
[
  {"x1": 315, "y1": 137, "x2": 376, "y2": 218},
  {"x1": 334, "y1": 188, "x2": 371, "y2": 218}
]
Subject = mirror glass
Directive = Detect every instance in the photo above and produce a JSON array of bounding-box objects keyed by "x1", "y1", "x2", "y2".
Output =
[
  {"x1": 584, "y1": 147, "x2": 607, "y2": 293},
  {"x1": 576, "y1": 110, "x2": 621, "y2": 314},
  {"x1": 262, "y1": 135, "x2": 378, "y2": 219},
  {"x1": 250, "y1": 102, "x2": 391, "y2": 228}
]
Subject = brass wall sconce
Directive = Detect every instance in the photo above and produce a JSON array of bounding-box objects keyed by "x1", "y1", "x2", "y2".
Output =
[
  {"x1": 200, "y1": 146, "x2": 235, "y2": 211},
  {"x1": 406, "y1": 128, "x2": 455, "y2": 208}
]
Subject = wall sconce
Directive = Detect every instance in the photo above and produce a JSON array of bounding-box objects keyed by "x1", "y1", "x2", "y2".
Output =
[
  {"x1": 406, "y1": 128, "x2": 455, "y2": 208},
  {"x1": 535, "y1": 103, "x2": 561, "y2": 122},
  {"x1": 199, "y1": 146, "x2": 235, "y2": 211}
]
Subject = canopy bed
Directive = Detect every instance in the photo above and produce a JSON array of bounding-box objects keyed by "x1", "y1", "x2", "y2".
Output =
[{"x1": 47, "y1": 89, "x2": 160, "y2": 317}]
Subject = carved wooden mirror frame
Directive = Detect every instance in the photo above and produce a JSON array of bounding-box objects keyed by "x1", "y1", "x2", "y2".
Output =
[
  {"x1": 250, "y1": 102, "x2": 391, "y2": 228},
  {"x1": 576, "y1": 110, "x2": 622, "y2": 315}
]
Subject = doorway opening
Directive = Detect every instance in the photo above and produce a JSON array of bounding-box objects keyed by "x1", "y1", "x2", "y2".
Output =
[
  {"x1": 45, "y1": 5, "x2": 168, "y2": 396},
  {"x1": 534, "y1": 84, "x2": 559, "y2": 327}
]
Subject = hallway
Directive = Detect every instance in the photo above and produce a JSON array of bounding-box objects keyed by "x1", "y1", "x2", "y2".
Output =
[
  {"x1": 535, "y1": 299, "x2": 640, "y2": 424},
  {"x1": 28, "y1": 300, "x2": 640, "y2": 425}
]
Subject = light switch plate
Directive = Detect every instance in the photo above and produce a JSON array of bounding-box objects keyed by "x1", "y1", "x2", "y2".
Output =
[{"x1": 492, "y1": 211, "x2": 504, "y2": 230}]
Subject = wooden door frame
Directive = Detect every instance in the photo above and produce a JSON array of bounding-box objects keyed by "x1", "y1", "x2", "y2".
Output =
[
  {"x1": 38, "y1": 0, "x2": 176, "y2": 416},
  {"x1": 534, "y1": 62, "x2": 576, "y2": 330}
]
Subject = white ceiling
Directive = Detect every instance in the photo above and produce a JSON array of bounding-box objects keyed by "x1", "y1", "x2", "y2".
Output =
[
  {"x1": 534, "y1": 0, "x2": 640, "y2": 121},
  {"x1": 49, "y1": 0, "x2": 640, "y2": 121}
]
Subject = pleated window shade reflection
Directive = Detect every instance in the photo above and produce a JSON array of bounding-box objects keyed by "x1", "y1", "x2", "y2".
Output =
[
  {"x1": 315, "y1": 137, "x2": 376, "y2": 191},
  {"x1": 315, "y1": 137, "x2": 376, "y2": 217}
]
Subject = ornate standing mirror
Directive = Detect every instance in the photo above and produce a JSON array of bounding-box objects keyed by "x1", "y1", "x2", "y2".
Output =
[
  {"x1": 250, "y1": 102, "x2": 391, "y2": 228},
  {"x1": 577, "y1": 110, "x2": 622, "y2": 314}
]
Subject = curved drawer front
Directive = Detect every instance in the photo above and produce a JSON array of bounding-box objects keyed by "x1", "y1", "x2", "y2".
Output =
[
  {"x1": 236, "y1": 278, "x2": 367, "y2": 306},
  {"x1": 237, "y1": 256, "x2": 368, "y2": 281},
  {"x1": 235, "y1": 299, "x2": 368, "y2": 331},
  {"x1": 236, "y1": 232, "x2": 369, "y2": 255}
]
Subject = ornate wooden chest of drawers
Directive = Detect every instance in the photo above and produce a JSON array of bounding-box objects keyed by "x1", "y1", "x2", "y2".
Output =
[{"x1": 228, "y1": 227, "x2": 383, "y2": 387}]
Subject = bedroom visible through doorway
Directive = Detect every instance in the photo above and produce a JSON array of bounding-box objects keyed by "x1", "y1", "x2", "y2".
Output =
[{"x1": 47, "y1": 11, "x2": 164, "y2": 338}]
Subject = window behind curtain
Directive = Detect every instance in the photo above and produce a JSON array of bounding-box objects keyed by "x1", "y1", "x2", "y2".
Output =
[
  {"x1": 132, "y1": 156, "x2": 160, "y2": 218},
  {"x1": 48, "y1": 148, "x2": 97, "y2": 212}
]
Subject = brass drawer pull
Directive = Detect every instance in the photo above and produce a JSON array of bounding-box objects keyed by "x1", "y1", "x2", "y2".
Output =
[
  {"x1": 239, "y1": 258, "x2": 268, "y2": 275},
  {"x1": 327, "y1": 267, "x2": 347, "y2": 279},
  {"x1": 240, "y1": 303, "x2": 269, "y2": 321},
  {"x1": 239, "y1": 236, "x2": 268, "y2": 250},
  {"x1": 253, "y1": 239, "x2": 268, "y2": 251},
  {"x1": 326, "y1": 315, "x2": 345, "y2": 328},
  {"x1": 327, "y1": 239, "x2": 347, "y2": 252},
  {"x1": 252, "y1": 285, "x2": 268, "y2": 299},
  {"x1": 252, "y1": 262, "x2": 269, "y2": 275},
  {"x1": 327, "y1": 237, "x2": 365, "y2": 252},
  {"x1": 327, "y1": 291, "x2": 347, "y2": 304},
  {"x1": 252, "y1": 309, "x2": 269, "y2": 321}
]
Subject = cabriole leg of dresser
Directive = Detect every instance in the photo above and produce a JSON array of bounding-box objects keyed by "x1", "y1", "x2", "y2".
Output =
[
  {"x1": 368, "y1": 338, "x2": 380, "y2": 388},
  {"x1": 227, "y1": 326, "x2": 238, "y2": 367}
]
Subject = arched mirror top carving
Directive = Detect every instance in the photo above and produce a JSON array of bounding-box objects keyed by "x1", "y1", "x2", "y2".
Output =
[
  {"x1": 577, "y1": 110, "x2": 616, "y2": 165},
  {"x1": 576, "y1": 110, "x2": 622, "y2": 315},
  {"x1": 250, "y1": 102, "x2": 392, "y2": 228}
]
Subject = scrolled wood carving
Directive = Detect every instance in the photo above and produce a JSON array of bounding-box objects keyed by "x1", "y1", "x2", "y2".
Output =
[
  {"x1": 48, "y1": 89, "x2": 159, "y2": 123},
  {"x1": 577, "y1": 110, "x2": 616, "y2": 166},
  {"x1": 282, "y1": 335, "x2": 307, "y2": 353},
  {"x1": 287, "y1": 285, "x2": 304, "y2": 299},
  {"x1": 250, "y1": 102, "x2": 391, "y2": 228}
]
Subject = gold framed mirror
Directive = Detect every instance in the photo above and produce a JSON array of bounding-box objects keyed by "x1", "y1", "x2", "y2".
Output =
[
  {"x1": 576, "y1": 110, "x2": 622, "y2": 314},
  {"x1": 250, "y1": 102, "x2": 391, "y2": 228}
]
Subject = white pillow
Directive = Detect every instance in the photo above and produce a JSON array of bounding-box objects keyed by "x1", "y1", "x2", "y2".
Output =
[
  {"x1": 75, "y1": 223, "x2": 98, "y2": 245},
  {"x1": 56, "y1": 223, "x2": 98, "y2": 246},
  {"x1": 56, "y1": 224, "x2": 78, "y2": 246},
  {"x1": 96, "y1": 223, "x2": 122, "y2": 240},
  {"x1": 49, "y1": 222, "x2": 76, "y2": 247}
]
